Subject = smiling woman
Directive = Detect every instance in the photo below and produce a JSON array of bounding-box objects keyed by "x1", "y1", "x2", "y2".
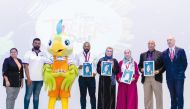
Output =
[{"x1": 2, "y1": 48, "x2": 24, "y2": 109}]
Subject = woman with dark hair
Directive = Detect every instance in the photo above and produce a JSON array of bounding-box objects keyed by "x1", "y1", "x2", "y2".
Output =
[
  {"x1": 2, "y1": 48, "x2": 24, "y2": 109},
  {"x1": 97, "y1": 47, "x2": 119, "y2": 109}
]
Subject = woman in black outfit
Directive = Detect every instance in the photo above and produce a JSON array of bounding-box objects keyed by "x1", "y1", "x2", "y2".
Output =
[
  {"x1": 97, "y1": 47, "x2": 119, "y2": 109},
  {"x1": 2, "y1": 48, "x2": 24, "y2": 109}
]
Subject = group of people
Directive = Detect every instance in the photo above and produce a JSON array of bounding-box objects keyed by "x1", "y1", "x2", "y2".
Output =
[{"x1": 2, "y1": 36, "x2": 188, "y2": 109}]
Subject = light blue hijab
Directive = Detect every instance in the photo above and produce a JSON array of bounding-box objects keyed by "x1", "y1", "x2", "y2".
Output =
[{"x1": 123, "y1": 49, "x2": 134, "y2": 64}]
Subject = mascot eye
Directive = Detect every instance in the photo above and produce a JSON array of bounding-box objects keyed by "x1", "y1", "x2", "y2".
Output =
[
  {"x1": 48, "y1": 40, "x2": 52, "y2": 46},
  {"x1": 65, "y1": 39, "x2": 70, "y2": 46}
]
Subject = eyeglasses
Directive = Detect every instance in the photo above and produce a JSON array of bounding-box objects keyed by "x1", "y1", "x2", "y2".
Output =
[
  {"x1": 10, "y1": 52, "x2": 17, "y2": 54},
  {"x1": 106, "y1": 50, "x2": 113, "y2": 53},
  {"x1": 10, "y1": 52, "x2": 17, "y2": 53}
]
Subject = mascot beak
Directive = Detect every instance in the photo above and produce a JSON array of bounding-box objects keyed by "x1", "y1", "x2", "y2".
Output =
[{"x1": 57, "y1": 49, "x2": 64, "y2": 52}]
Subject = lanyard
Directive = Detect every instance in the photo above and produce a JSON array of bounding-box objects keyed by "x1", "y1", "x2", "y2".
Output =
[
  {"x1": 83, "y1": 52, "x2": 90, "y2": 62},
  {"x1": 126, "y1": 63, "x2": 130, "y2": 70}
]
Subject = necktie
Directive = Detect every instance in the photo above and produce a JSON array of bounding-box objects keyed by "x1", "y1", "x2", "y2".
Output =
[
  {"x1": 148, "y1": 52, "x2": 152, "y2": 60},
  {"x1": 148, "y1": 51, "x2": 153, "y2": 61},
  {"x1": 170, "y1": 49, "x2": 174, "y2": 61}
]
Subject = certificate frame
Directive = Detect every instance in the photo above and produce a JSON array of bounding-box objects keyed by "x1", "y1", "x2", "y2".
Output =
[
  {"x1": 101, "y1": 61, "x2": 112, "y2": 76},
  {"x1": 82, "y1": 62, "x2": 93, "y2": 77},
  {"x1": 121, "y1": 69, "x2": 134, "y2": 84},
  {"x1": 143, "y1": 61, "x2": 155, "y2": 76}
]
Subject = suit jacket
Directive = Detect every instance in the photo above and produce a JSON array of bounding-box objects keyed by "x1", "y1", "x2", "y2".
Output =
[
  {"x1": 2, "y1": 56, "x2": 24, "y2": 87},
  {"x1": 138, "y1": 50, "x2": 165, "y2": 83},
  {"x1": 162, "y1": 47, "x2": 188, "y2": 80}
]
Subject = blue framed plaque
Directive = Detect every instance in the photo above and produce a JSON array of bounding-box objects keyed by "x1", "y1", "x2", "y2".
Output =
[
  {"x1": 144, "y1": 61, "x2": 155, "y2": 76},
  {"x1": 82, "y1": 62, "x2": 93, "y2": 77},
  {"x1": 101, "y1": 61, "x2": 112, "y2": 76},
  {"x1": 121, "y1": 69, "x2": 134, "y2": 84}
]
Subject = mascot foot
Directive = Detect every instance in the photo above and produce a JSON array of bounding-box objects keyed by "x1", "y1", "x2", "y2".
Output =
[
  {"x1": 48, "y1": 97, "x2": 56, "y2": 109},
  {"x1": 61, "y1": 97, "x2": 68, "y2": 109}
]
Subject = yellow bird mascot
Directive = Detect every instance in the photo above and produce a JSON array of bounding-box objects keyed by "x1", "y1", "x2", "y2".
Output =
[{"x1": 43, "y1": 19, "x2": 78, "y2": 109}]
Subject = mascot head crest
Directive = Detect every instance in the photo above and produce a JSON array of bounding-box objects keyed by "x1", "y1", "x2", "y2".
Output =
[{"x1": 48, "y1": 19, "x2": 73, "y2": 57}]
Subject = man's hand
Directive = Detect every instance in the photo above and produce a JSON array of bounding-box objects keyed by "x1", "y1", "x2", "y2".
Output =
[
  {"x1": 78, "y1": 65, "x2": 83, "y2": 69},
  {"x1": 141, "y1": 68, "x2": 144, "y2": 73},
  {"x1": 92, "y1": 73, "x2": 96, "y2": 77},
  {"x1": 154, "y1": 70, "x2": 159, "y2": 75},
  {"x1": 24, "y1": 64, "x2": 32, "y2": 86},
  {"x1": 27, "y1": 79, "x2": 32, "y2": 86}
]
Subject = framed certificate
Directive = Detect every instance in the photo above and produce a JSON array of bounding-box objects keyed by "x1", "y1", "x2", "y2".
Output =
[
  {"x1": 144, "y1": 61, "x2": 155, "y2": 76},
  {"x1": 101, "y1": 61, "x2": 112, "y2": 76},
  {"x1": 82, "y1": 62, "x2": 93, "y2": 77},
  {"x1": 121, "y1": 69, "x2": 134, "y2": 84}
]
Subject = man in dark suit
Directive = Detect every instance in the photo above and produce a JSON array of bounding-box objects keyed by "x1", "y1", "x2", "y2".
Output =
[
  {"x1": 138, "y1": 40, "x2": 165, "y2": 109},
  {"x1": 162, "y1": 36, "x2": 188, "y2": 109}
]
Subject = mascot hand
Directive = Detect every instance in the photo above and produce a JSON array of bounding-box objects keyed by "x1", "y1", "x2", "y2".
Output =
[
  {"x1": 61, "y1": 64, "x2": 78, "y2": 92},
  {"x1": 43, "y1": 64, "x2": 56, "y2": 91}
]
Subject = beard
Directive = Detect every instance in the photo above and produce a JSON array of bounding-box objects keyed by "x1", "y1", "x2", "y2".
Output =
[
  {"x1": 33, "y1": 46, "x2": 40, "y2": 50},
  {"x1": 84, "y1": 49, "x2": 90, "y2": 53}
]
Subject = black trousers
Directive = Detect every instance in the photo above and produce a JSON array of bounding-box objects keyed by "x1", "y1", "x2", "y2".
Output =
[
  {"x1": 79, "y1": 76, "x2": 96, "y2": 109},
  {"x1": 97, "y1": 77, "x2": 116, "y2": 109}
]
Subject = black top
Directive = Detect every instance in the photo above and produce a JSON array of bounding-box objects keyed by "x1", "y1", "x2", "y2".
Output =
[
  {"x1": 138, "y1": 50, "x2": 165, "y2": 83},
  {"x1": 97, "y1": 58, "x2": 119, "y2": 85},
  {"x1": 2, "y1": 57, "x2": 24, "y2": 87}
]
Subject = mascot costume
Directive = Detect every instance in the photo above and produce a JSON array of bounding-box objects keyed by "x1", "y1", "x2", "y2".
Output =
[{"x1": 43, "y1": 19, "x2": 78, "y2": 109}]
